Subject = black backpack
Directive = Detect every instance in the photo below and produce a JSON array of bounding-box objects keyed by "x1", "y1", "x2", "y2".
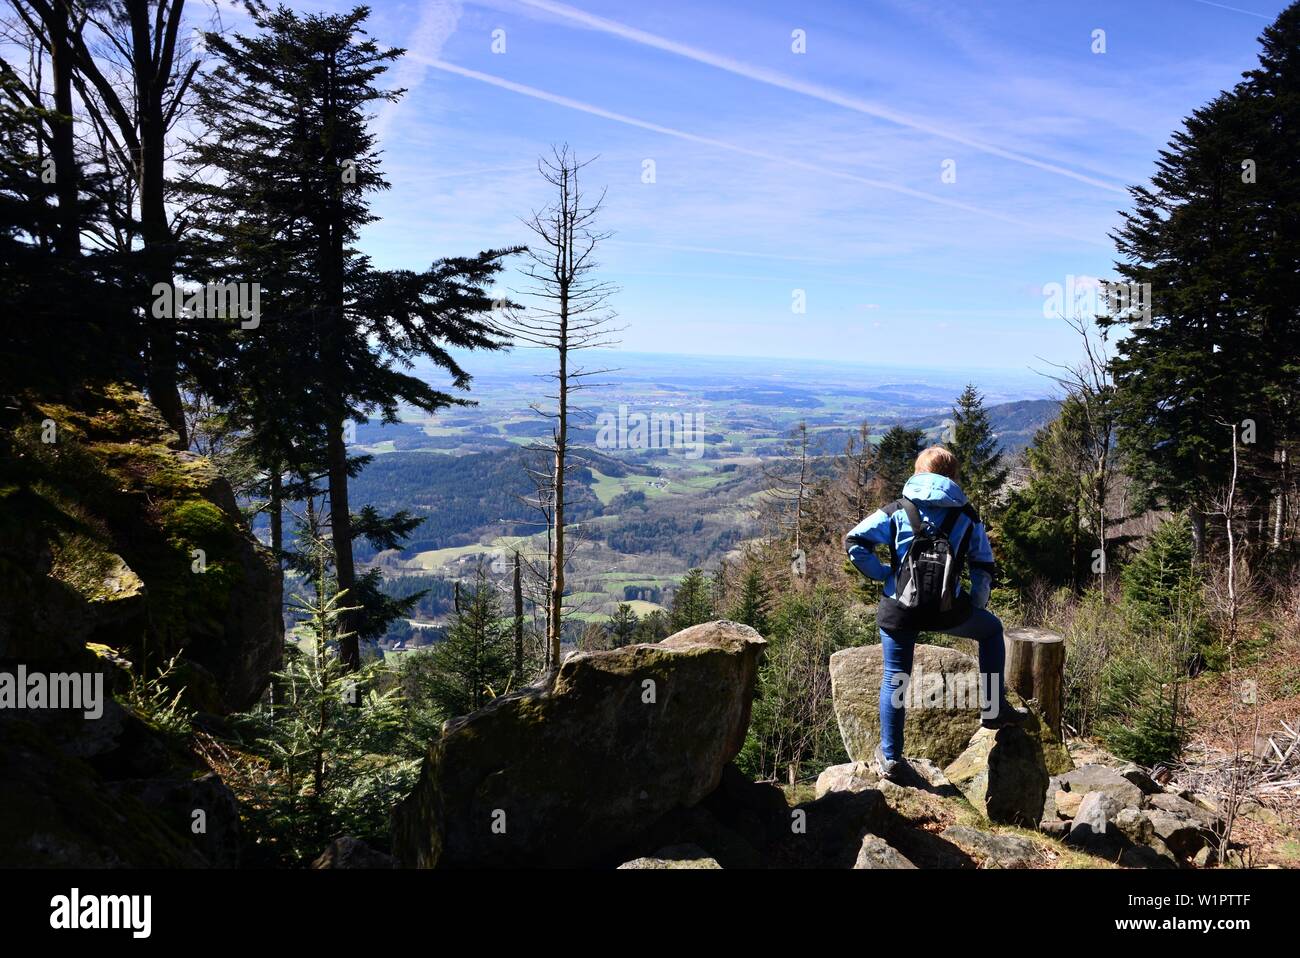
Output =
[{"x1": 884, "y1": 498, "x2": 974, "y2": 613}]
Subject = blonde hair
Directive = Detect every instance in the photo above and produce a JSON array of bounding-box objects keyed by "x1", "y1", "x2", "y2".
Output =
[{"x1": 914, "y1": 446, "x2": 960, "y2": 480}]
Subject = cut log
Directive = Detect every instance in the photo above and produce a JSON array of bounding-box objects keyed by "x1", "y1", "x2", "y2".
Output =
[{"x1": 1003, "y1": 627, "x2": 1065, "y2": 741}]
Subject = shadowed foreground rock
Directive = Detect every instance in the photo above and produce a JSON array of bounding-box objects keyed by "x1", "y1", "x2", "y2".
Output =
[{"x1": 393, "y1": 621, "x2": 766, "y2": 868}]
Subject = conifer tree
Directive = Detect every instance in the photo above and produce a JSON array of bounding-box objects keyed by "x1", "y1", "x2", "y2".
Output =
[
  {"x1": 192, "y1": 6, "x2": 517, "y2": 666},
  {"x1": 730, "y1": 565, "x2": 771, "y2": 635},
  {"x1": 949, "y1": 384, "x2": 1008, "y2": 516},
  {"x1": 607, "y1": 602, "x2": 639, "y2": 647},
  {"x1": 420, "y1": 567, "x2": 513, "y2": 718},
  {"x1": 876, "y1": 425, "x2": 925, "y2": 495},
  {"x1": 669, "y1": 568, "x2": 713, "y2": 632},
  {"x1": 1105, "y1": 4, "x2": 1300, "y2": 553}
]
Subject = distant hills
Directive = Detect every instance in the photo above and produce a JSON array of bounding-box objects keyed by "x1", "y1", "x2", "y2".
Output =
[{"x1": 905, "y1": 398, "x2": 1060, "y2": 453}]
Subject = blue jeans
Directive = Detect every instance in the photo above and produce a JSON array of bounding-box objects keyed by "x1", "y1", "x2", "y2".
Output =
[{"x1": 878, "y1": 608, "x2": 1007, "y2": 761}]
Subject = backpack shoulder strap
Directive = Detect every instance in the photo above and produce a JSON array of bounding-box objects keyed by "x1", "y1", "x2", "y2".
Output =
[
  {"x1": 878, "y1": 499, "x2": 907, "y2": 575},
  {"x1": 895, "y1": 497, "x2": 925, "y2": 537},
  {"x1": 938, "y1": 505, "x2": 962, "y2": 537}
]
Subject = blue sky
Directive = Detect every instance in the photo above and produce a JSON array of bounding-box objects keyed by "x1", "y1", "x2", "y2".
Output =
[{"x1": 224, "y1": 0, "x2": 1287, "y2": 370}]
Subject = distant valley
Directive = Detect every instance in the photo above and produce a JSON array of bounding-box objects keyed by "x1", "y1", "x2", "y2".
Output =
[{"x1": 337, "y1": 351, "x2": 1060, "y2": 647}]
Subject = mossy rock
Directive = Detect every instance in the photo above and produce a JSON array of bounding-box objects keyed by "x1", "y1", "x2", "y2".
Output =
[
  {"x1": 1, "y1": 382, "x2": 281, "y2": 711},
  {"x1": 394, "y1": 621, "x2": 766, "y2": 868}
]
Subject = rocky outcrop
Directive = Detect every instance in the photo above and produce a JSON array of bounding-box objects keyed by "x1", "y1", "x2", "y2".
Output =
[
  {"x1": 0, "y1": 384, "x2": 282, "y2": 866},
  {"x1": 393, "y1": 621, "x2": 766, "y2": 868},
  {"x1": 1, "y1": 384, "x2": 281, "y2": 710},
  {"x1": 944, "y1": 710, "x2": 1050, "y2": 826},
  {"x1": 830, "y1": 643, "x2": 984, "y2": 767}
]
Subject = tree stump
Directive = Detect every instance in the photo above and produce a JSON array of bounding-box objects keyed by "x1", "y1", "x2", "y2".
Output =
[{"x1": 1003, "y1": 627, "x2": 1065, "y2": 742}]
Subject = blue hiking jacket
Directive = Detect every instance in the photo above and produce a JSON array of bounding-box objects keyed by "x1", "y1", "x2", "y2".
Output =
[{"x1": 843, "y1": 472, "x2": 996, "y2": 607}]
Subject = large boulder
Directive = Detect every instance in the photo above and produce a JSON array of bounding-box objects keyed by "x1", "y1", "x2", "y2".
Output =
[
  {"x1": 393, "y1": 621, "x2": 766, "y2": 868},
  {"x1": 830, "y1": 644, "x2": 984, "y2": 767},
  {"x1": 944, "y1": 714, "x2": 1050, "y2": 826},
  {"x1": 1065, "y1": 790, "x2": 1126, "y2": 854}
]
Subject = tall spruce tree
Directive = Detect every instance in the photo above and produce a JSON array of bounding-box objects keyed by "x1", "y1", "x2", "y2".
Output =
[
  {"x1": 192, "y1": 6, "x2": 517, "y2": 667},
  {"x1": 949, "y1": 384, "x2": 1008, "y2": 516},
  {"x1": 1105, "y1": 4, "x2": 1300, "y2": 554}
]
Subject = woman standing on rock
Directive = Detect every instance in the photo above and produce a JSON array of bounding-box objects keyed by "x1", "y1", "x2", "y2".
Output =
[{"x1": 843, "y1": 447, "x2": 1026, "y2": 781}]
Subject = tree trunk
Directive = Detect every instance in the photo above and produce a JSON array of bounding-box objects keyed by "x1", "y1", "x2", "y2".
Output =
[
  {"x1": 1003, "y1": 627, "x2": 1066, "y2": 741},
  {"x1": 1189, "y1": 507, "x2": 1207, "y2": 561},
  {"x1": 49, "y1": 0, "x2": 79, "y2": 257},
  {"x1": 548, "y1": 332, "x2": 567, "y2": 670},
  {"x1": 513, "y1": 550, "x2": 524, "y2": 682},
  {"x1": 327, "y1": 418, "x2": 357, "y2": 670},
  {"x1": 269, "y1": 467, "x2": 283, "y2": 561},
  {"x1": 128, "y1": 0, "x2": 187, "y2": 446}
]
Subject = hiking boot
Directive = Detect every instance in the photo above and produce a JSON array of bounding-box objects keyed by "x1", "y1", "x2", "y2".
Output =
[
  {"x1": 872, "y1": 743, "x2": 909, "y2": 782},
  {"x1": 981, "y1": 698, "x2": 1029, "y2": 729}
]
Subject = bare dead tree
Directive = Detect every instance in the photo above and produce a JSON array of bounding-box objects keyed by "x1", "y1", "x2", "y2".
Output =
[
  {"x1": 1037, "y1": 311, "x2": 1119, "y2": 590},
  {"x1": 836, "y1": 419, "x2": 876, "y2": 521},
  {"x1": 493, "y1": 146, "x2": 621, "y2": 670},
  {"x1": 762, "y1": 421, "x2": 816, "y2": 580}
]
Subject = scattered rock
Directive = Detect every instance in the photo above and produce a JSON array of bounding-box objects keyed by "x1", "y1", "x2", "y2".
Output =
[
  {"x1": 815, "y1": 762, "x2": 880, "y2": 799},
  {"x1": 1117, "y1": 764, "x2": 1163, "y2": 796},
  {"x1": 1065, "y1": 791, "x2": 1125, "y2": 854},
  {"x1": 942, "y1": 825, "x2": 1039, "y2": 868},
  {"x1": 854, "y1": 834, "x2": 917, "y2": 869},
  {"x1": 944, "y1": 719, "x2": 1050, "y2": 826},
  {"x1": 393, "y1": 621, "x2": 766, "y2": 868},
  {"x1": 1039, "y1": 819, "x2": 1070, "y2": 838},
  {"x1": 1057, "y1": 764, "x2": 1146, "y2": 808},
  {"x1": 618, "y1": 844, "x2": 722, "y2": 869},
  {"x1": 1238, "y1": 798, "x2": 1283, "y2": 827},
  {"x1": 1147, "y1": 792, "x2": 1223, "y2": 830},
  {"x1": 312, "y1": 836, "x2": 397, "y2": 869},
  {"x1": 1145, "y1": 808, "x2": 1215, "y2": 860},
  {"x1": 1055, "y1": 789, "x2": 1083, "y2": 819},
  {"x1": 830, "y1": 644, "x2": 984, "y2": 767}
]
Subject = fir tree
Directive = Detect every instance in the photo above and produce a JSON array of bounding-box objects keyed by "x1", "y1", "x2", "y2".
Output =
[
  {"x1": 191, "y1": 6, "x2": 517, "y2": 666},
  {"x1": 669, "y1": 568, "x2": 713, "y2": 632},
  {"x1": 1105, "y1": 4, "x2": 1300, "y2": 552},
  {"x1": 730, "y1": 565, "x2": 771, "y2": 635},
  {"x1": 607, "y1": 603, "x2": 639, "y2": 647},
  {"x1": 949, "y1": 384, "x2": 1008, "y2": 515},
  {"x1": 419, "y1": 568, "x2": 513, "y2": 718},
  {"x1": 876, "y1": 426, "x2": 925, "y2": 495}
]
